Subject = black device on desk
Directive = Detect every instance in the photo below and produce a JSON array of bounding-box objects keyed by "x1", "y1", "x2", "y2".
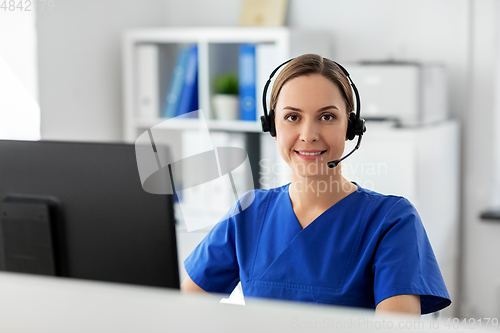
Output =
[{"x1": 0, "y1": 140, "x2": 180, "y2": 289}]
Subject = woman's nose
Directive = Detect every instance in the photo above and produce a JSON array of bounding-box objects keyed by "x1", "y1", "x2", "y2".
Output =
[{"x1": 299, "y1": 121, "x2": 319, "y2": 143}]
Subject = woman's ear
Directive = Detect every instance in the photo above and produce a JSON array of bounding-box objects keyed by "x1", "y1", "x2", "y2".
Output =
[{"x1": 345, "y1": 116, "x2": 350, "y2": 141}]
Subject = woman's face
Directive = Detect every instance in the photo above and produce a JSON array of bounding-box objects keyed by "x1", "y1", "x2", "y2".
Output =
[{"x1": 274, "y1": 73, "x2": 349, "y2": 179}]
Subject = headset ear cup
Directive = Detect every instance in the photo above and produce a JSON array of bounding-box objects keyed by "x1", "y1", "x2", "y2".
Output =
[
  {"x1": 269, "y1": 109, "x2": 276, "y2": 137},
  {"x1": 347, "y1": 112, "x2": 357, "y2": 140},
  {"x1": 260, "y1": 115, "x2": 270, "y2": 133}
]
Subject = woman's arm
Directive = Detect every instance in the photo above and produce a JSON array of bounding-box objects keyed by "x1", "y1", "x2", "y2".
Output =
[
  {"x1": 375, "y1": 294, "x2": 420, "y2": 315},
  {"x1": 180, "y1": 276, "x2": 207, "y2": 293}
]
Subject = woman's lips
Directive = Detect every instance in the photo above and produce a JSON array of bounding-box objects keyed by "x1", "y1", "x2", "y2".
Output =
[{"x1": 295, "y1": 150, "x2": 326, "y2": 160}]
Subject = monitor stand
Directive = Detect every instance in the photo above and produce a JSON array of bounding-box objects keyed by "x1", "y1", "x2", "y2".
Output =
[{"x1": 0, "y1": 194, "x2": 61, "y2": 276}]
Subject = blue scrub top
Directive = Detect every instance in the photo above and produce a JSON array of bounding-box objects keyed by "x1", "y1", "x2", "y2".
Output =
[{"x1": 184, "y1": 183, "x2": 451, "y2": 314}]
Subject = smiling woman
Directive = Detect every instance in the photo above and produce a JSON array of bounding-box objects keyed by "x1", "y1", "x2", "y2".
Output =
[{"x1": 182, "y1": 54, "x2": 451, "y2": 316}]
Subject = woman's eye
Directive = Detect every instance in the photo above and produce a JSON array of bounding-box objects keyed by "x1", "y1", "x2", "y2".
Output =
[
  {"x1": 286, "y1": 114, "x2": 300, "y2": 122},
  {"x1": 321, "y1": 114, "x2": 336, "y2": 121}
]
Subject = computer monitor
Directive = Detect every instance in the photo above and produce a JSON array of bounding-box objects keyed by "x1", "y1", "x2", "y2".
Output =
[{"x1": 0, "y1": 140, "x2": 179, "y2": 289}]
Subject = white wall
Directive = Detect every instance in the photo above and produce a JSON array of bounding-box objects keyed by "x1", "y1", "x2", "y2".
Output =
[
  {"x1": 164, "y1": 0, "x2": 242, "y2": 27},
  {"x1": 0, "y1": 9, "x2": 40, "y2": 140},
  {"x1": 37, "y1": 0, "x2": 169, "y2": 141},
  {"x1": 493, "y1": 4, "x2": 500, "y2": 208},
  {"x1": 165, "y1": 0, "x2": 470, "y2": 121},
  {"x1": 461, "y1": 0, "x2": 500, "y2": 319}
]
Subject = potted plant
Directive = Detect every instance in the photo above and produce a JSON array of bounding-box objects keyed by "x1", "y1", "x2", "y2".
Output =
[{"x1": 212, "y1": 73, "x2": 239, "y2": 120}]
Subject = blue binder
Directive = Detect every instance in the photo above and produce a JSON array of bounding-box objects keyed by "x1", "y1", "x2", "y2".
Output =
[
  {"x1": 162, "y1": 47, "x2": 189, "y2": 118},
  {"x1": 176, "y1": 45, "x2": 199, "y2": 117},
  {"x1": 238, "y1": 44, "x2": 256, "y2": 121}
]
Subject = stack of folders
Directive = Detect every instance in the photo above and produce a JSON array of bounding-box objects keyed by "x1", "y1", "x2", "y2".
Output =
[
  {"x1": 136, "y1": 42, "x2": 278, "y2": 120},
  {"x1": 238, "y1": 44, "x2": 256, "y2": 121},
  {"x1": 135, "y1": 44, "x2": 199, "y2": 119},
  {"x1": 162, "y1": 45, "x2": 198, "y2": 118},
  {"x1": 136, "y1": 44, "x2": 160, "y2": 119}
]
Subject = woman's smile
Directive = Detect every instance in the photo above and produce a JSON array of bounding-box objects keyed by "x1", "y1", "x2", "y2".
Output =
[{"x1": 294, "y1": 149, "x2": 327, "y2": 160}]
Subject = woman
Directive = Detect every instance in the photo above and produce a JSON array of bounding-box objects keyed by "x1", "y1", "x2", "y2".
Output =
[{"x1": 181, "y1": 54, "x2": 451, "y2": 315}]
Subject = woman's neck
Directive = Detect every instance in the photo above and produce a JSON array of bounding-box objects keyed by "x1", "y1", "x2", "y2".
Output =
[{"x1": 288, "y1": 170, "x2": 357, "y2": 213}]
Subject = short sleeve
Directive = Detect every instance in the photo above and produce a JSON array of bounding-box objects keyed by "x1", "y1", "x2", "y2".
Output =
[
  {"x1": 372, "y1": 198, "x2": 451, "y2": 314},
  {"x1": 184, "y1": 206, "x2": 240, "y2": 294}
]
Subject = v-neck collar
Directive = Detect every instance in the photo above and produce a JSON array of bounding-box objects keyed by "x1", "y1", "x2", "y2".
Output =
[
  {"x1": 284, "y1": 182, "x2": 361, "y2": 231},
  {"x1": 250, "y1": 182, "x2": 368, "y2": 284}
]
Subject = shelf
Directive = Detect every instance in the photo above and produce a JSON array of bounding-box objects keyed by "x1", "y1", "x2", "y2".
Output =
[
  {"x1": 135, "y1": 117, "x2": 263, "y2": 133},
  {"x1": 124, "y1": 27, "x2": 290, "y2": 44}
]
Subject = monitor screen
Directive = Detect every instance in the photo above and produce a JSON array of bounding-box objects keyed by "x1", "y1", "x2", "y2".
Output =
[{"x1": 0, "y1": 140, "x2": 179, "y2": 289}]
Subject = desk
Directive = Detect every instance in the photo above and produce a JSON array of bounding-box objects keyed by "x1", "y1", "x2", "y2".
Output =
[{"x1": 0, "y1": 272, "x2": 484, "y2": 333}]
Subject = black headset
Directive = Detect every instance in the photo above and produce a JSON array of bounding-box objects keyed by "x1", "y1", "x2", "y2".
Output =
[{"x1": 260, "y1": 57, "x2": 366, "y2": 168}]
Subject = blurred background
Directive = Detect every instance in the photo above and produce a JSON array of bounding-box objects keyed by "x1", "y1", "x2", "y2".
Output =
[{"x1": 1, "y1": 0, "x2": 500, "y2": 320}]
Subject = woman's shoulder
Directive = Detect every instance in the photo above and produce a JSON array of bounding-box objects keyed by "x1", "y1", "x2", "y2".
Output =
[
  {"x1": 353, "y1": 184, "x2": 419, "y2": 225},
  {"x1": 354, "y1": 184, "x2": 415, "y2": 209}
]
